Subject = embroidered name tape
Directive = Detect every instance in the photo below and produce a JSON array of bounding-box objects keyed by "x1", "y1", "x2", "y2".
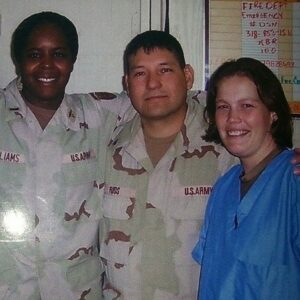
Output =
[
  {"x1": 63, "y1": 149, "x2": 96, "y2": 163},
  {"x1": 177, "y1": 185, "x2": 213, "y2": 197},
  {"x1": 104, "y1": 185, "x2": 136, "y2": 198},
  {"x1": 0, "y1": 150, "x2": 25, "y2": 163}
]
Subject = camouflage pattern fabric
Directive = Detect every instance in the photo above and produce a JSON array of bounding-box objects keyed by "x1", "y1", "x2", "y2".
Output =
[
  {"x1": 0, "y1": 79, "x2": 130, "y2": 300},
  {"x1": 100, "y1": 91, "x2": 235, "y2": 299}
]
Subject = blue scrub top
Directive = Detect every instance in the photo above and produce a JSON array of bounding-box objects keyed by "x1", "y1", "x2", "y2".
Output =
[{"x1": 193, "y1": 150, "x2": 300, "y2": 300}]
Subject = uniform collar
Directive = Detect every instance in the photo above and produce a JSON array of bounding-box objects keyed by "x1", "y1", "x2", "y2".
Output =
[
  {"x1": 3, "y1": 79, "x2": 84, "y2": 131},
  {"x1": 112, "y1": 92, "x2": 209, "y2": 155}
]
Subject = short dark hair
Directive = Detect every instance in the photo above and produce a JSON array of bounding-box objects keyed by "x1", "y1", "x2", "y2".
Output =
[
  {"x1": 203, "y1": 57, "x2": 293, "y2": 148},
  {"x1": 11, "y1": 11, "x2": 78, "y2": 65},
  {"x1": 123, "y1": 30, "x2": 186, "y2": 74}
]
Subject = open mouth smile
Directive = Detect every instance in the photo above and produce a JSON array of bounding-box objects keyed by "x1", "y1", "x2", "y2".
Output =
[
  {"x1": 227, "y1": 130, "x2": 248, "y2": 136},
  {"x1": 38, "y1": 77, "x2": 56, "y2": 83}
]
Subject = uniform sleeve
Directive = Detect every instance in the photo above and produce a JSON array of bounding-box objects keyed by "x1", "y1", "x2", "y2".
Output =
[{"x1": 88, "y1": 91, "x2": 136, "y2": 124}]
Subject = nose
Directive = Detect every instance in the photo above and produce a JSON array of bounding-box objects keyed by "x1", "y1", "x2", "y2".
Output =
[
  {"x1": 228, "y1": 108, "x2": 241, "y2": 122},
  {"x1": 41, "y1": 54, "x2": 53, "y2": 68},
  {"x1": 147, "y1": 73, "x2": 161, "y2": 89}
]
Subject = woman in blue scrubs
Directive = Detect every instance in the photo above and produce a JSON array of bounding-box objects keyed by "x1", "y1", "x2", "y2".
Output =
[{"x1": 193, "y1": 57, "x2": 300, "y2": 300}]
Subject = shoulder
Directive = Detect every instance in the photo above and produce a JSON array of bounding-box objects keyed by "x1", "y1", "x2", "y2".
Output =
[
  {"x1": 186, "y1": 90, "x2": 206, "y2": 112},
  {"x1": 273, "y1": 150, "x2": 299, "y2": 188},
  {"x1": 0, "y1": 79, "x2": 22, "y2": 109},
  {"x1": 1, "y1": 79, "x2": 19, "y2": 102},
  {"x1": 187, "y1": 89, "x2": 207, "y2": 105},
  {"x1": 64, "y1": 93, "x2": 96, "y2": 113},
  {"x1": 64, "y1": 92, "x2": 119, "y2": 117},
  {"x1": 67, "y1": 91, "x2": 124, "y2": 105},
  {"x1": 269, "y1": 149, "x2": 294, "y2": 174},
  {"x1": 0, "y1": 89, "x2": 4, "y2": 101},
  {"x1": 185, "y1": 89, "x2": 207, "y2": 126},
  {"x1": 69, "y1": 91, "x2": 134, "y2": 122},
  {"x1": 0, "y1": 91, "x2": 6, "y2": 112},
  {"x1": 214, "y1": 164, "x2": 241, "y2": 188}
]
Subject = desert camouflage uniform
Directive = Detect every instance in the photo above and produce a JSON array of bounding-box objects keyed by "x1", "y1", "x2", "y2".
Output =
[
  {"x1": 100, "y1": 91, "x2": 235, "y2": 299},
  {"x1": 0, "y1": 79, "x2": 130, "y2": 300}
]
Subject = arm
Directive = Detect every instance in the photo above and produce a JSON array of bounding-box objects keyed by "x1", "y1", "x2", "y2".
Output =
[
  {"x1": 292, "y1": 116, "x2": 300, "y2": 175},
  {"x1": 292, "y1": 148, "x2": 300, "y2": 175},
  {"x1": 88, "y1": 91, "x2": 136, "y2": 124},
  {"x1": 293, "y1": 172, "x2": 300, "y2": 261}
]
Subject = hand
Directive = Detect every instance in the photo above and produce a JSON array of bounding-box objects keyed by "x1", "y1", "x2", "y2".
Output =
[{"x1": 292, "y1": 148, "x2": 300, "y2": 175}]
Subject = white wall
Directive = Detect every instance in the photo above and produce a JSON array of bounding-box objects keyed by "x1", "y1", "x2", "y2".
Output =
[
  {"x1": 0, "y1": 0, "x2": 144, "y2": 93},
  {"x1": 167, "y1": 0, "x2": 205, "y2": 90},
  {"x1": 145, "y1": 0, "x2": 206, "y2": 90},
  {"x1": 0, "y1": 0, "x2": 206, "y2": 93}
]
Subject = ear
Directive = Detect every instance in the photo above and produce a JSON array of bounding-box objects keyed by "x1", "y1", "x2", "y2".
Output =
[
  {"x1": 70, "y1": 56, "x2": 76, "y2": 72},
  {"x1": 124, "y1": 75, "x2": 129, "y2": 92},
  {"x1": 270, "y1": 112, "x2": 278, "y2": 124},
  {"x1": 122, "y1": 75, "x2": 127, "y2": 91},
  {"x1": 184, "y1": 64, "x2": 194, "y2": 90}
]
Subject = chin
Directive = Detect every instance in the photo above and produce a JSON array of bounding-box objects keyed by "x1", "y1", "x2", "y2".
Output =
[{"x1": 226, "y1": 146, "x2": 245, "y2": 158}]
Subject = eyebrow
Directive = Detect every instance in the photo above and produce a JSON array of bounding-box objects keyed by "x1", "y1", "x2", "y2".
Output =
[
  {"x1": 130, "y1": 61, "x2": 176, "y2": 70},
  {"x1": 24, "y1": 46, "x2": 69, "y2": 51}
]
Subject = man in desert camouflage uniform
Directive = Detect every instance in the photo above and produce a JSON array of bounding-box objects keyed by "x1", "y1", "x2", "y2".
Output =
[{"x1": 100, "y1": 30, "x2": 234, "y2": 299}]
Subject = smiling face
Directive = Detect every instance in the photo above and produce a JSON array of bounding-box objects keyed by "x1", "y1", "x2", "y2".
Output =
[
  {"x1": 125, "y1": 48, "x2": 193, "y2": 124},
  {"x1": 215, "y1": 75, "x2": 278, "y2": 168},
  {"x1": 18, "y1": 23, "x2": 74, "y2": 109}
]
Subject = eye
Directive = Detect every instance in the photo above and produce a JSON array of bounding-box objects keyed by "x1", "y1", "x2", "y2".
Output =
[
  {"x1": 160, "y1": 67, "x2": 172, "y2": 73},
  {"x1": 54, "y1": 49, "x2": 71, "y2": 59},
  {"x1": 133, "y1": 71, "x2": 145, "y2": 78},
  {"x1": 242, "y1": 103, "x2": 255, "y2": 108},
  {"x1": 27, "y1": 51, "x2": 40, "y2": 59},
  {"x1": 54, "y1": 51, "x2": 66, "y2": 58},
  {"x1": 216, "y1": 104, "x2": 229, "y2": 110}
]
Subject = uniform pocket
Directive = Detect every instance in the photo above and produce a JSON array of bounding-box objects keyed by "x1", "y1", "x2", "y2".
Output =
[
  {"x1": 102, "y1": 185, "x2": 136, "y2": 220},
  {"x1": 62, "y1": 158, "x2": 100, "y2": 223},
  {"x1": 66, "y1": 255, "x2": 104, "y2": 289},
  {"x1": 100, "y1": 235, "x2": 131, "y2": 266},
  {"x1": 62, "y1": 158, "x2": 97, "y2": 186},
  {"x1": 167, "y1": 188, "x2": 211, "y2": 266},
  {"x1": 168, "y1": 186, "x2": 211, "y2": 220},
  {"x1": 100, "y1": 185, "x2": 136, "y2": 266},
  {"x1": 0, "y1": 159, "x2": 26, "y2": 187}
]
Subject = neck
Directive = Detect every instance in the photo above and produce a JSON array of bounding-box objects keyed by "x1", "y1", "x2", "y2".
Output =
[
  {"x1": 144, "y1": 117, "x2": 185, "y2": 139},
  {"x1": 141, "y1": 107, "x2": 187, "y2": 139},
  {"x1": 25, "y1": 100, "x2": 57, "y2": 129},
  {"x1": 21, "y1": 90, "x2": 63, "y2": 111},
  {"x1": 241, "y1": 142, "x2": 280, "y2": 175}
]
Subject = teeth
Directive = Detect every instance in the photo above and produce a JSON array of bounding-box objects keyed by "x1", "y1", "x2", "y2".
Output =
[
  {"x1": 38, "y1": 78, "x2": 55, "y2": 82},
  {"x1": 227, "y1": 130, "x2": 247, "y2": 136}
]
